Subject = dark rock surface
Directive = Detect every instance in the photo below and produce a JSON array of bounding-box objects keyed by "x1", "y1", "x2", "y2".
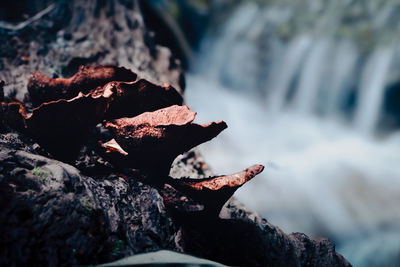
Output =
[
  {"x1": 0, "y1": 132, "x2": 350, "y2": 266},
  {"x1": 0, "y1": 1, "x2": 351, "y2": 266},
  {"x1": 0, "y1": 132, "x2": 178, "y2": 266},
  {"x1": 0, "y1": 0, "x2": 184, "y2": 103}
]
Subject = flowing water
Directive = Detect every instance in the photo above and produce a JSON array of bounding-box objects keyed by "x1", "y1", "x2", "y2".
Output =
[{"x1": 185, "y1": 1, "x2": 400, "y2": 266}]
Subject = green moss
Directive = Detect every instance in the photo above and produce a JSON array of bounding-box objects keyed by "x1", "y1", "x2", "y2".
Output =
[
  {"x1": 79, "y1": 196, "x2": 94, "y2": 212},
  {"x1": 32, "y1": 167, "x2": 48, "y2": 183},
  {"x1": 112, "y1": 239, "x2": 125, "y2": 255}
]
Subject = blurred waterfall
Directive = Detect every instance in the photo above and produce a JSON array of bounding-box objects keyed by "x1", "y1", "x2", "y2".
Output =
[
  {"x1": 267, "y1": 36, "x2": 312, "y2": 113},
  {"x1": 293, "y1": 38, "x2": 332, "y2": 113},
  {"x1": 323, "y1": 40, "x2": 359, "y2": 115},
  {"x1": 185, "y1": 1, "x2": 400, "y2": 267},
  {"x1": 355, "y1": 48, "x2": 394, "y2": 133},
  {"x1": 196, "y1": 1, "x2": 400, "y2": 132}
]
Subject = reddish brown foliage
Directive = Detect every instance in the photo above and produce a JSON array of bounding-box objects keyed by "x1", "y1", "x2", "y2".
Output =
[
  {"x1": 6, "y1": 87, "x2": 114, "y2": 160},
  {"x1": 28, "y1": 65, "x2": 137, "y2": 106},
  {"x1": 3, "y1": 66, "x2": 183, "y2": 160},
  {"x1": 100, "y1": 79, "x2": 183, "y2": 120},
  {"x1": 2, "y1": 64, "x2": 265, "y2": 216},
  {"x1": 105, "y1": 105, "x2": 227, "y2": 174},
  {"x1": 166, "y1": 164, "x2": 265, "y2": 214}
]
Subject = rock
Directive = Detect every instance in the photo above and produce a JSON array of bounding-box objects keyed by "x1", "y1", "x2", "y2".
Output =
[
  {"x1": 0, "y1": 80, "x2": 4, "y2": 101},
  {"x1": 175, "y1": 198, "x2": 348, "y2": 267},
  {"x1": 0, "y1": 134, "x2": 178, "y2": 266},
  {"x1": 0, "y1": 132, "x2": 351, "y2": 267},
  {"x1": 0, "y1": 0, "x2": 184, "y2": 102}
]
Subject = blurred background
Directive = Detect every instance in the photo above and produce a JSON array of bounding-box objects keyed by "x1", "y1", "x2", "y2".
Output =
[{"x1": 145, "y1": 0, "x2": 400, "y2": 266}]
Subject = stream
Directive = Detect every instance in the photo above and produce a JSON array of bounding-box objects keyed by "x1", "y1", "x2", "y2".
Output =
[{"x1": 185, "y1": 1, "x2": 400, "y2": 266}]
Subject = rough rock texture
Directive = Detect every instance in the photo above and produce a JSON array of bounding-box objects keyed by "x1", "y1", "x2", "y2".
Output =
[
  {"x1": 0, "y1": 1, "x2": 351, "y2": 267},
  {"x1": 0, "y1": 133, "x2": 177, "y2": 266},
  {"x1": 0, "y1": 132, "x2": 350, "y2": 267},
  {"x1": 177, "y1": 199, "x2": 350, "y2": 267},
  {"x1": 0, "y1": 0, "x2": 184, "y2": 102}
]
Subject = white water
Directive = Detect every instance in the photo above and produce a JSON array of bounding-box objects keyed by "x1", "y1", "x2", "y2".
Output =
[
  {"x1": 323, "y1": 40, "x2": 359, "y2": 115},
  {"x1": 267, "y1": 35, "x2": 313, "y2": 113},
  {"x1": 293, "y1": 38, "x2": 332, "y2": 113},
  {"x1": 186, "y1": 75, "x2": 400, "y2": 266},
  {"x1": 185, "y1": 2, "x2": 400, "y2": 266},
  {"x1": 355, "y1": 48, "x2": 394, "y2": 133}
]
